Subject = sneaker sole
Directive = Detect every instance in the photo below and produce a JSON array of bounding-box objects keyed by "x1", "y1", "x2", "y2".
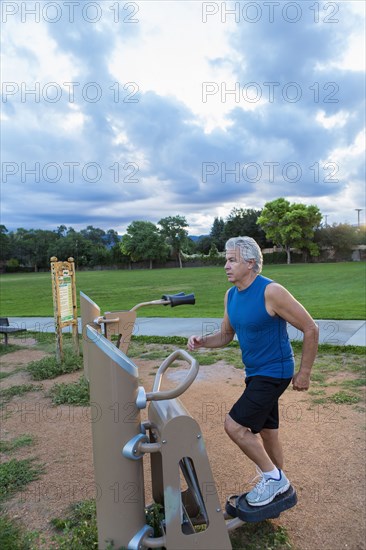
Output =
[{"x1": 246, "y1": 481, "x2": 291, "y2": 507}]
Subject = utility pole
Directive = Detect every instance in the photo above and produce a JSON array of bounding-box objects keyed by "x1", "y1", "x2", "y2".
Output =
[{"x1": 355, "y1": 209, "x2": 362, "y2": 227}]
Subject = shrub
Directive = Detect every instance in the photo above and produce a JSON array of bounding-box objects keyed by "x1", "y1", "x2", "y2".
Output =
[
  {"x1": 28, "y1": 350, "x2": 82, "y2": 380},
  {"x1": 49, "y1": 376, "x2": 89, "y2": 406}
]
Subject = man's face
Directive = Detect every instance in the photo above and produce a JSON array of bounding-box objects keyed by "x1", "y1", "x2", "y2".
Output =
[{"x1": 224, "y1": 248, "x2": 250, "y2": 284}]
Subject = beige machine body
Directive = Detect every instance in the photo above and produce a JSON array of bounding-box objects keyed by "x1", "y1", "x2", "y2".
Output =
[
  {"x1": 81, "y1": 292, "x2": 232, "y2": 549},
  {"x1": 85, "y1": 325, "x2": 148, "y2": 548}
]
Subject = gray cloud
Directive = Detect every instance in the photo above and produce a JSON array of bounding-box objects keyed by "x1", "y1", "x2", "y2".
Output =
[{"x1": 1, "y1": 1, "x2": 364, "y2": 233}]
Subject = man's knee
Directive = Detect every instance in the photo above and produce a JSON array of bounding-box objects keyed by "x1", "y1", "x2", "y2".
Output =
[
  {"x1": 224, "y1": 414, "x2": 250, "y2": 438},
  {"x1": 260, "y1": 428, "x2": 279, "y2": 441}
]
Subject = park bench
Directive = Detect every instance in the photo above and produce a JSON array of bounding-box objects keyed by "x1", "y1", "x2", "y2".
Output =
[{"x1": 0, "y1": 317, "x2": 27, "y2": 345}]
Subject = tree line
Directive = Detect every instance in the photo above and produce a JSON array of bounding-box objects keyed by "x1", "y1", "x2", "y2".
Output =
[{"x1": 1, "y1": 199, "x2": 364, "y2": 272}]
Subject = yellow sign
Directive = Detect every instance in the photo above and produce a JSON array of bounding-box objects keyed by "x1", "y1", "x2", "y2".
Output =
[{"x1": 50, "y1": 257, "x2": 79, "y2": 362}]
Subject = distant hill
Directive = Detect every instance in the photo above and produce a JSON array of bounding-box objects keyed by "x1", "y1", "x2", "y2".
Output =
[{"x1": 189, "y1": 235, "x2": 209, "y2": 242}]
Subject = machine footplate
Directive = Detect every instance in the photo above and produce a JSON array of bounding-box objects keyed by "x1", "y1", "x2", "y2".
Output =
[{"x1": 226, "y1": 486, "x2": 297, "y2": 522}]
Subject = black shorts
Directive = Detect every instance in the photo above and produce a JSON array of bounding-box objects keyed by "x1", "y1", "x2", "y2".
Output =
[{"x1": 228, "y1": 375, "x2": 292, "y2": 434}]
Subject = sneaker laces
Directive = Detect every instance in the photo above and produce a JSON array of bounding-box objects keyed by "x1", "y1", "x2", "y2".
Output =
[{"x1": 249, "y1": 466, "x2": 265, "y2": 492}]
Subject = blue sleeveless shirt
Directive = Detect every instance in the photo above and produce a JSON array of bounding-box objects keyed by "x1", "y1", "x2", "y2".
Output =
[{"x1": 227, "y1": 275, "x2": 294, "y2": 378}]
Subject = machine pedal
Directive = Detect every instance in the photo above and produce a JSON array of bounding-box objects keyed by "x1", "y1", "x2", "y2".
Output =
[{"x1": 225, "y1": 486, "x2": 297, "y2": 523}]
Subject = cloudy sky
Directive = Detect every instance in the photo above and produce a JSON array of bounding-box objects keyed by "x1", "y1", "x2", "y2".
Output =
[{"x1": 1, "y1": 0, "x2": 365, "y2": 235}]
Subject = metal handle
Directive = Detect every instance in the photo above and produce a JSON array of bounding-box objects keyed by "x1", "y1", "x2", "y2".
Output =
[
  {"x1": 145, "y1": 349, "x2": 199, "y2": 401},
  {"x1": 94, "y1": 316, "x2": 120, "y2": 325}
]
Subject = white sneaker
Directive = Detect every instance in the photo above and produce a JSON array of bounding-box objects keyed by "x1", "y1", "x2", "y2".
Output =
[{"x1": 246, "y1": 470, "x2": 290, "y2": 507}]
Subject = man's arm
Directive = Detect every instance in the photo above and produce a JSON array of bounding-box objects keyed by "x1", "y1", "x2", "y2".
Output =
[
  {"x1": 188, "y1": 290, "x2": 235, "y2": 351},
  {"x1": 265, "y1": 283, "x2": 319, "y2": 391}
]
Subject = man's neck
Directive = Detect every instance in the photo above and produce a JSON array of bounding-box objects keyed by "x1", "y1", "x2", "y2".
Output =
[{"x1": 236, "y1": 272, "x2": 258, "y2": 291}]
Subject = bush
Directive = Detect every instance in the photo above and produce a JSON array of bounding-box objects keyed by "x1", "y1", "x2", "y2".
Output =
[
  {"x1": 5, "y1": 258, "x2": 20, "y2": 272},
  {"x1": 51, "y1": 500, "x2": 98, "y2": 549},
  {"x1": 28, "y1": 350, "x2": 82, "y2": 380},
  {"x1": 263, "y1": 252, "x2": 287, "y2": 264},
  {"x1": 49, "y1": 376, "x2": 90, "y2": 406}
]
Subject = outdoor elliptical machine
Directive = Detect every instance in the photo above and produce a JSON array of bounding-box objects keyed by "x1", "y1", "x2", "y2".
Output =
[{"x1": 80, "y1": 291, "x2": 297, "y2": 550}]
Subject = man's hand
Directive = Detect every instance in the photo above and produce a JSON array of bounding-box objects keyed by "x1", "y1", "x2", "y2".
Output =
[
  {"x1": 187, "y1": 335, "x2": 204, "y2": 351},
  {"x1": 292, "y1": 371, "x2": 311, "y2": 391}
]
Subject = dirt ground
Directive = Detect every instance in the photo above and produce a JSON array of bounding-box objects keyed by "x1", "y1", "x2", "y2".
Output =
[{"x1": 1, "y1": 339, "x2": 365, "y2": 550}]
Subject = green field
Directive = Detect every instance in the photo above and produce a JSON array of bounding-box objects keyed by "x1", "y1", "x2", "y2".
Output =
[{"x1": 0, "y1": 263, "x2": 365, "y2": 319}]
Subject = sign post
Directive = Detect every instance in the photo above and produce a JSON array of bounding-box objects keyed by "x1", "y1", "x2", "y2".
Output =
[{"x1": 50, "y1": 256, "x2": 80, "y2": 362}]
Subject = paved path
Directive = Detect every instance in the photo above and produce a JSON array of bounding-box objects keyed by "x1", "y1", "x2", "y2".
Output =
[{"x1": 6, "y1": 317, "x2": 366, "y2": 346}]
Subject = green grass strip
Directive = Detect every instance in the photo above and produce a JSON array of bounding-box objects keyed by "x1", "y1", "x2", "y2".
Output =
[
  {"x1": 0, "y1": 513, "x2": 40, "y2": 550},
  {"x1": 0, "y1": 458, "x2": 44, "y2": 502},
  {"x1": 0, "y1": 435, "x2": 35, "y2": 454},
  {"x1": 0, "y1": 344, "x2": 24, "y2": 356},
  {"x1": 0, "y1": 384, "x2": 42, "y2": 404},
  {"x1": 328, "y1": 391, "x2": 361, "y2": 404},
  {"x1": 230, "y1": 520, "x2": 292, "y2": 549},
  {"x1": 132, "y1": 335, "x2": 365, "y2": 355}
]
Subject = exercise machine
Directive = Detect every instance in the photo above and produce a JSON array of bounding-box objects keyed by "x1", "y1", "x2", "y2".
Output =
[{"x1": 80, "y1": 291, "x2": 297, "y2": 549}]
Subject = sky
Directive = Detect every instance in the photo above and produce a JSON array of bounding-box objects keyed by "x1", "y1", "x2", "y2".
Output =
[{"x1": 1, "y1": 0, "x2": 365, "y2": 235}]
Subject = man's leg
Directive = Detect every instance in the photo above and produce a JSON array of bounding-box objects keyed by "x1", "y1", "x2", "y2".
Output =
[
  {"x1": 260, "y1": 428, "x2": 284, "y2": 470},
  {"x1": 224, "y1": 415, "x2": 275, "y2": 472},
  {"x1": 225, "y1": 377, "x2": 292, "y2": 506},
  {"x1": 225, "y1": 416, "x2": 290, "y2": 506}
]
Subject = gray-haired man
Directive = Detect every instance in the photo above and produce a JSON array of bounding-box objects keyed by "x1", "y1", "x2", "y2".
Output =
[{"x1": 188, "y1": 237, "x2": 318, "y2": 506}]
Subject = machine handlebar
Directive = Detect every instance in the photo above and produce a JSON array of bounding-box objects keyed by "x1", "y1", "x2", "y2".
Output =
[
  {"x1": 146, "y1": 349, "x2": 199, "y2": 401},
  {"x1": 161, "y1": 292, "x2": 195, "y2": 307},
  {"x1": 130, "y1": 292, "x2": 195, "y2": 312}
]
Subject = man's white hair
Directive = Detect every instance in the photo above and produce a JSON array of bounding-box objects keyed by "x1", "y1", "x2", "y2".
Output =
[{"x1": 225, "y1": 236, "x2": 263, "y2": 274}]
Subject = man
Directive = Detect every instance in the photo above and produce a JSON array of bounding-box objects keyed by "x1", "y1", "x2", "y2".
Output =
[{"x1": 188, "y1": 236, "x2": 318, "y2": 506}]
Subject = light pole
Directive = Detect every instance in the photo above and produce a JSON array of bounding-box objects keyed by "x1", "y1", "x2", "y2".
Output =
[{"x1": 355, "y1": 209, "x2": 362, "y2": 227}]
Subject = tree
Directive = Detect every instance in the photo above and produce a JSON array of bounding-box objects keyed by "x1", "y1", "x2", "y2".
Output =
[
  {"x1": 196, "y1": 235, "x2": 213, "y2": 255},
  {"x1": 0, "y1": 225, "x2": 11, "y2": 262},
  {"x1": 50, "y1": 228, "x2": 92, "y2": 267},
  {"x1": 121, "y1": 221, "x2": 169, "y2": 269},
  {"x1": 111, "y1": 242, "x2": 130, "y2": 265},
  {"x1": 56, "y1": 225, "x2": 67, "y2": 238},
  {"x1": 31, "y1": 229, "x2": 59, "y2": 270},
  {"x1": 9, "y1": 228, "x2": 58, "y2": 271},
  {"x1": 80, "y1": 226, "x2": 106, "y2": 246},
  {"x1": 315, "y1": 223, "x2": 359, "y2": 259},
  {"x1": 158, "y1": 215, "x2": 189, "y2": 268},
  {"x1": 210, "y1": 217, "x2": 226, "y2": 250},
  {"x1": 80, "y1": 227, "x2": 116, "y2": 266},
  {"x1": 105, "y1": 229, "x2": 120, "y2": 248},
  {"x1": 8, "y1": 228, "x2": 34, "y2": 267},
  {"x1": 208, "y1": 243, "x2": 220, "y2": 258},
  {"x1": 223, "y1": 208, "x2": 267, "y2": 247},
  {"x1": 257, "y1": 198, "x2": 322, "y2": 264}
]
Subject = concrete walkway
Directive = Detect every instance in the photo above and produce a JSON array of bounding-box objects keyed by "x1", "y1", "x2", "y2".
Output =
[{"x1": 6, "y1": 317, "x2": 366, "y2": 346}]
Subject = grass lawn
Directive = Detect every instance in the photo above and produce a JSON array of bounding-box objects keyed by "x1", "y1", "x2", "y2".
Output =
[{"x1": 0, "y1": 262, "x2": 364, "y2": 319}]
